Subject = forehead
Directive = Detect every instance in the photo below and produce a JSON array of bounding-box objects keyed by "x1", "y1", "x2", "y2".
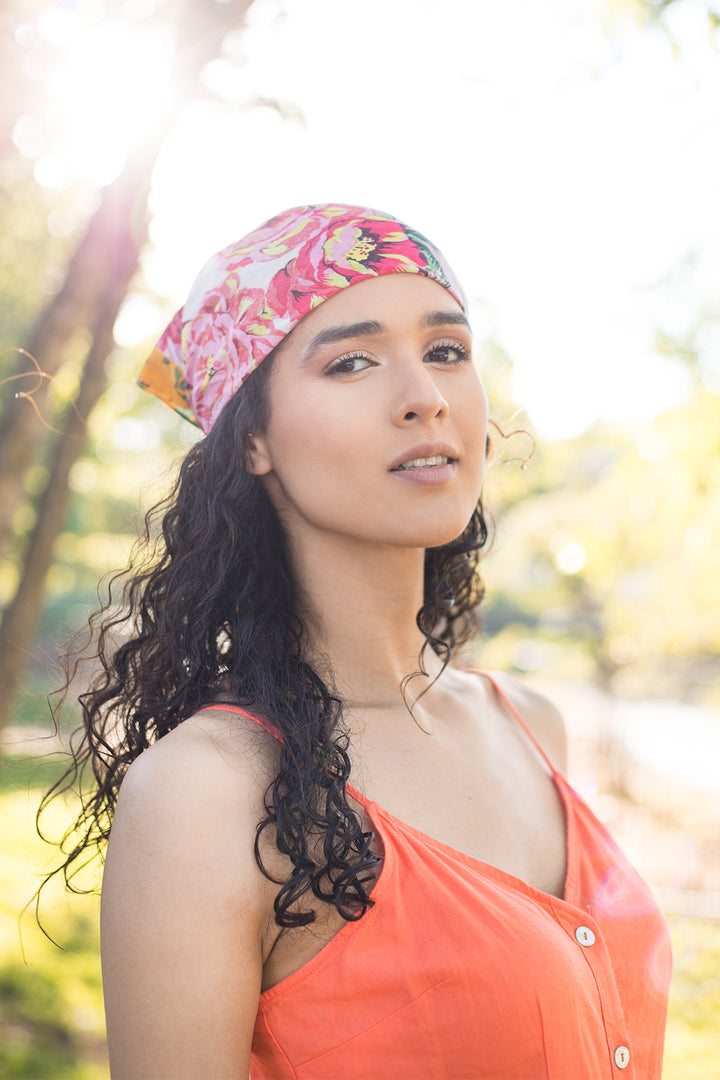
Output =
[{"x1": 282, "y1": 273, "x2": 466, "y2": 351}]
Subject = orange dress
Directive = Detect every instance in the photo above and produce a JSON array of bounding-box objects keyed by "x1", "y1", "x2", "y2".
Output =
[{"x1": 209, "y1": 676, "x2": 672, "y2": 1079}]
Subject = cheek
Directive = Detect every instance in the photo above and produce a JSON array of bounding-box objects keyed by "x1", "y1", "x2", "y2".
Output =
[
  {"x1": 260, "y1": 399, "x2": 367, "y2": 514},
  {"x1": 267, "y1": 402, "x2": 357, "y2": 474}
]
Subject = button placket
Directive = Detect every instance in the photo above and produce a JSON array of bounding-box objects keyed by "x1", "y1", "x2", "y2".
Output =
[{"x1": 551, "y1": 907, "x2": 635, "y2": 1076}]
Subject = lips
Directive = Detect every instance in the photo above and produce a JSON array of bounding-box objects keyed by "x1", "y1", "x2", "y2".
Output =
[{"x1": 389, "y1": 443, "x2": 459, "y2": 472}]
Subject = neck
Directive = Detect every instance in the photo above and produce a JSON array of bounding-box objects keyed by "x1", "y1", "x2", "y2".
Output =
[{"x1": 288, "y1": 531, "x2": 443, "y2": 710}]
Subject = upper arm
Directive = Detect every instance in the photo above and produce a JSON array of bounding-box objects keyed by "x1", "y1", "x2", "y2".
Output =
[{"x1": 101, "y1": 722, "x2": 274, "y2": 1079}]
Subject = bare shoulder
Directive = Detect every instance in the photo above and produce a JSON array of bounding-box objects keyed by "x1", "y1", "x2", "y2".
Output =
[
  {"x1": 485, "y1": 671, "x2": 568, "y2": 774},
  {"x1": 113, "y1": 707, "x2": 278, "y2": 847},
  {"x1": 118, "y1": 706, "x2": 277, "y2": 803},
  {"x1": 106, "y1": 706, "x2": 283, "y2": 930}
]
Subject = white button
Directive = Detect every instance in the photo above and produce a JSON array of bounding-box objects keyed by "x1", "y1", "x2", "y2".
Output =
[
  {"x1": 614, "y1": 1046, "x2": 631, "y2": 1069},
  {"x1": 575, "y1": 926, "x2": 596, "y2": 947}
]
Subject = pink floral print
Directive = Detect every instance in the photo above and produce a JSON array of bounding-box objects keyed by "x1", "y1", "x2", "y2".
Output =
[{"x1": 139, "y1": 204, "x2": 466, "y2": 433}]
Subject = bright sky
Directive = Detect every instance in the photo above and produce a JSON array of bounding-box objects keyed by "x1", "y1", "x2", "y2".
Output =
[{"x1": 17, "y1": 0, "x2": 720, "y2": 438}]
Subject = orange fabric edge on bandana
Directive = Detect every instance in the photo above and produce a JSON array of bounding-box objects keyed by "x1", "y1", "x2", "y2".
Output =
[{"x1": 137, "y1": 346, "x2": 199, "y2": 428}]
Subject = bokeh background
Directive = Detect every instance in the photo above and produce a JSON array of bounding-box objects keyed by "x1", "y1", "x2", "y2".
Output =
[{"x1": 1, "y1": 0, "x2": 719, "y2": 1076}]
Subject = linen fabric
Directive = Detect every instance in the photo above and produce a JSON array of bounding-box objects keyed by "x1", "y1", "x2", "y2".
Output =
[
  {"x1": 203, "y1": 675, "x2": 671, "y2": 1080},
  {"x1": 138, "y1": 204, "x2": 466, "y2": 433}
]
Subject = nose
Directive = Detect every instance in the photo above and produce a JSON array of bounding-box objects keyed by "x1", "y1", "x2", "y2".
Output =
[{"x1": 390, "y1": 359, "x2": 449, "y2": 427}]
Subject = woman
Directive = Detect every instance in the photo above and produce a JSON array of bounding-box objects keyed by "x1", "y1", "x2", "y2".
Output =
[{"x1": 52, "y1": 204, "x2": 671, "y2": 1078}]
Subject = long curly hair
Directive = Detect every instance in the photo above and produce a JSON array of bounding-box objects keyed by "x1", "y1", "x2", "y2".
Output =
[{"x1": 39, "y1": 349, "x2": 489, "y2": 928}]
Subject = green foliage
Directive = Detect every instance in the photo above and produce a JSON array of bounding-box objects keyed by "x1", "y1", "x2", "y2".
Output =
[
  {"x1": 0, "y1": 751, "x2": 68, "y2": 795},
  {"x1": 0, "y1": 770, "x2": 107, "y2": 1079},
  {"x1": 664, "y1": 917, "x2": 720, "y2": 1079},
  {"x1": 479, "y1": 383, "x2": 720, "y2": 704},
  {"x1": 1, "y1": 671, "x2": 56, "y2": 730},
  {"x1": 0, "y1": 962, "x2": 80, "y2": 1078}
]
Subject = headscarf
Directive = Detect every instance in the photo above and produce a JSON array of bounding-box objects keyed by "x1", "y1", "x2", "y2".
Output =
[{"x1": 138, "y1": 203, "x2": 466, "y2": 433}]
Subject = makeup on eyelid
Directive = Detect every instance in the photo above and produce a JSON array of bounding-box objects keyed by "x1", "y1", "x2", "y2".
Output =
[
  {"x1": 302, "y1": 311, "x2": 472, "y2": 364},
  {"x1": 324, "y1": 341, "x2": 471, "y2": 377}
]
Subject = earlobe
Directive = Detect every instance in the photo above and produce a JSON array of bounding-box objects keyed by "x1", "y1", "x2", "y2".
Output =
[{"x1": 245, "y1": 432, "x2": 273, "y2": 476}]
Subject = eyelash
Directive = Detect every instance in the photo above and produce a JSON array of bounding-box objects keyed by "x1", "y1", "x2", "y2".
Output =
[
  {"x1": 425, "y1": 340, "x2": 470, "y2": 366},
  {"x1": 326, "y1": 352, "x2": 375, "y2": 375},
  {"x1": 325, "y1": 340, "x2": 470, "y2": 376}
]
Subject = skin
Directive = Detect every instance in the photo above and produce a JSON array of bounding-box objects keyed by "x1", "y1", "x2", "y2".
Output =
[{"x1": 101, "y1": 273, "x2": 568, "y2": 1079}]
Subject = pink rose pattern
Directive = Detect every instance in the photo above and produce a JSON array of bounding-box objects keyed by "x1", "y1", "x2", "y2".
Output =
[{"x1": 141, "y1": 204, "x2": 466, "y2": 433}]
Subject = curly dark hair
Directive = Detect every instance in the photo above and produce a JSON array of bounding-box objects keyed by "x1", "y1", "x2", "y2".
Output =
[{"x1": 39, "y1": 349, "x2": 489, "y2": 929}]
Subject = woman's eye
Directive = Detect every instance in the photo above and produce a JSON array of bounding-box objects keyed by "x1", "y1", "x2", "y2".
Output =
[
  {"x1": 326, "y1": 353, "x2": 374, "y2": 375},
  {"x1": 425, "y1": 343, "x2": 469, "y2": 365}
]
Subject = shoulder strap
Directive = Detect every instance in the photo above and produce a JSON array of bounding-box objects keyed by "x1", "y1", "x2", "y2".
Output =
[
  {"x1": 199, "y1": 681, "x2": 559, "y2": 776},
  {"x1": 476, "y1": 670, "x2": 558, "y2": 776},
  {"x1": 195, "y1": 703, "x2": 283, "y2": 742}
]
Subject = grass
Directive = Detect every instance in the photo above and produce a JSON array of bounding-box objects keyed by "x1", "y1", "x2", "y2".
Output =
[
  {"x1": 0, "y1": 753, "x2": 70, "y2": 796},
  {"x1": 0, "y1": 747, "x2": 718, "y2": 1078},
  {"x1": 664, "y1": 916, "x2": 720, "y2": 1079},
  {"x1": 5, "y1": 674, "x2": 63, "y2": 730},
  {"x1": 0, "y1": 752, "x2": 107, "y2": 1080}
]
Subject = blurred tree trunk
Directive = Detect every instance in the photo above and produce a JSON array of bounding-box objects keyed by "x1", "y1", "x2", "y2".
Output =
[
  {"x1": 0, "y1": 0, "x2": 254, "y2": 735},
  {"x1": 0, "y1": 295, "x2": 122, "y2": 729},
  {"x1": 0, "y1": 164, "x2": 149, "y2": 560},
  {"x1": 0, "y1": 0, "x2": 251, "y2": 561}
]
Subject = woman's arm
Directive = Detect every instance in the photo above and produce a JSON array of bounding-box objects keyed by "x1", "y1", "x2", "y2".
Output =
[{"x1": 101, "y1": 719, "x2": 276, "y2": 1079}]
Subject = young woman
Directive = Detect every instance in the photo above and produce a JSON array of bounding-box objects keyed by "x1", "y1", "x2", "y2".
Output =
[{"x1": 53, "y1": 205, "x2": 671, "y2": 1078}]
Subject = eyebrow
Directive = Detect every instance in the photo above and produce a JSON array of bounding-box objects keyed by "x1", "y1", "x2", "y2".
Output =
[
  {"x1": 302, "y1": 310, "x2": 471, "y2": 360},
  {"x1": 423, "y1": 311, "x2": 471, "y2": 330}
]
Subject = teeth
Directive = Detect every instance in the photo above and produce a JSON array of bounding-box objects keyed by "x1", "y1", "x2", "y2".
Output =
[{"x1": 398, "y1": 455, "x2": 450, "y2": 469}]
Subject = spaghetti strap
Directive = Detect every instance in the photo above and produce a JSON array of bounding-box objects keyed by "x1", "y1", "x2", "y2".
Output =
[
  {"x1": 195, "y1": 703, "x2": 283, "y2": 742},
  {"x1": 475, "y1": 670, "x2": 559, "y2": 776},
  {"x1": 200, "y1": 681, "x2": 559, "y2": 776}
]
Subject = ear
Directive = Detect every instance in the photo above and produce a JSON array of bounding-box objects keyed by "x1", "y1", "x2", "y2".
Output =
[{"x1": 244, "y1": 431, "x2": 273, "y2": 476}]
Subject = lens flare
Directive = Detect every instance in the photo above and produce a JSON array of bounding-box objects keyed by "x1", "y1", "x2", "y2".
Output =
[{"x1": 24, "y1": 10, "x2": 175, "y2": 188}]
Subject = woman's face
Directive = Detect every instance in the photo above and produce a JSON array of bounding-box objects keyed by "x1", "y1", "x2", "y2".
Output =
[{"x1": 248, "y1": 273, "x2": 488, "y2": 552}]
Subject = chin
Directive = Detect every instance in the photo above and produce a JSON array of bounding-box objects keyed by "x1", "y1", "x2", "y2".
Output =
[
  {"x1": 397, "y1": 521, "x2": 473, "y2": 551},
  {"x1": 424, "y1": 530, "x2": 470, "y2": 551},
  {"x1": 408, "y1": 506, "x2": 478, "y2": 550}
]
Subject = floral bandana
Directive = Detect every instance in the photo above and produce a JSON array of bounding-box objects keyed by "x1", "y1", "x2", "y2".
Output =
[{"x1": 139, "y1": 203, "x2": 467, "y2": 433}]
